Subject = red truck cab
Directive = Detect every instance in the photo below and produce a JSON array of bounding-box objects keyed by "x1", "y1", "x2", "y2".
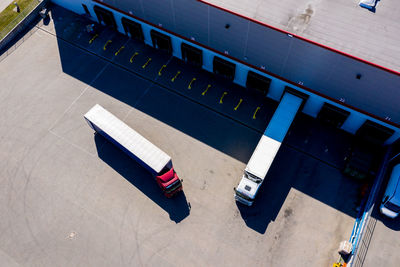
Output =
[{"x1": 156, "y1": 168, "x2": 183, "y2": 198}]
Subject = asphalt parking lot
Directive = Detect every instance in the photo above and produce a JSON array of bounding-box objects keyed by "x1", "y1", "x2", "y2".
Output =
[{"x1": 0, "y1": 5, "x2": 365, "y2": 266}]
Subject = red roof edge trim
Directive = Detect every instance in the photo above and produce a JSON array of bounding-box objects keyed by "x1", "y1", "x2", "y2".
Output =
[{"x1": 197, "y1": 0, "x2": 400, "y2": 77}]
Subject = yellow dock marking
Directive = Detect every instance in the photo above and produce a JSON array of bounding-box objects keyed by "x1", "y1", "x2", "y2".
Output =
[
  {"x1": 234, "y1": 99, "x2": 243, "y2": 111},
  {"x1": 219, "y1": 92, "x2": 228, "y2": 104},
  {"x1": 253, "y1": 107, "x2": 260, "y2": 119},
  {"x1": 89, "y1": 34, "x2": 98, "y2": 44},
  {"x1": 171, "y1": 71, "x2": 181, "y2": 82},
  {"x1": 158, "y1": 65, "x2": 167, "y2": 76},
  {"x1": 103, "y1": 40, "x2": 112, "y2": 51},
  {"x1": 142, "y1": 58, "x2": 152, "y2": 69},
  {"x1": 130, "y1": 52, "x2": 139, "y2": 63},
  {"x1": 188, "y1": 78, "x2": 196, "y2": 89},
  {"x1": 114, "y1": 46, "x2": 125, "y2": 56},
  {"x1": 202, "y1": 84, "x2": 211, "y2": 96}
]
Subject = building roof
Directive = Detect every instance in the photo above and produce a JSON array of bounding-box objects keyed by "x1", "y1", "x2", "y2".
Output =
[{"x1": 202, "y1": 0, "x2": 400, "y2": 73}]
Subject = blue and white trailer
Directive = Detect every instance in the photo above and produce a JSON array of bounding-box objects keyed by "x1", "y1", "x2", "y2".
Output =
[{"x1": 234, "y1": 93, "x2": 303, "y2": 206}]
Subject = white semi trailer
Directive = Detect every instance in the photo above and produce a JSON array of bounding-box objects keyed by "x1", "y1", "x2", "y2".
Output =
[
  {"x1": 84, "y1": 104, "x2": 183, "y2": 197},
  {"x1": 235, "y1": 93, "x2": 303, "y2": 206}
]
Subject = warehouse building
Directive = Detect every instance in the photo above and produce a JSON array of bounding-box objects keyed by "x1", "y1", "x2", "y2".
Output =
[{"x1": 52, "y1": 0, "x2": 400, "y2": 145}]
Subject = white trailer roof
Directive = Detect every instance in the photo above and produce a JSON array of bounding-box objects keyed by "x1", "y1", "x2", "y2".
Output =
[
  {"x1": 84, "y1": 104, "x2": 171, "y2": 174},
  {"x1": 265, "y1": 93, "x2": 303, "y2": 142},
  {"x1": 246, "y1": 135, "x2": 281, "y2": 180},
  {"x1": 245, "y1": 92, "x2": 302, "y2": 179}
]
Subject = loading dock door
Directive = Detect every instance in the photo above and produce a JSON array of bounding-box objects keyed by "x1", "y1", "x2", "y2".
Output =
[
  {"x1": 283, "y1": 86, "x2": 309, "y2": 110},
  {"x1": 265, "y1": 92, "x2": 303, "y2": 142},
  {"x1": 121, "y1": 18, "x2": 144, "y2": 41},
  {"x1": 213, "y1": 56, "x2": 236, "y2": 81},
  {"x1": 356, "y1": 120, "x2": 394, "y2": 146},
  {"x1": 317, "y1": 103, "x2": 350, "y2": 128},
  {"x1": 150, "y1": 30, "x2": 172, "y2": 54},
  {"x1": 93, "y1": 6, "x2": 117, "y2": 30},
  {"x1": 246, "y1": 71, "x2": 271, "y2": 95},
  {"x1": 181, "y1": 43, "x2": 202, "y2": 67}
]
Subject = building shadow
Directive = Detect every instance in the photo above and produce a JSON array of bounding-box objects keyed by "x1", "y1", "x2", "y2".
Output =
[
  {"x1": 236, "y1": 141, "x2": 363, "y2": 234},
  {"x1": 49, "y1": 3, "x2": 264, "y2": 163},
  {"x1": 236, "y1": 159, "x2": 291, "y2": 234},
  {"x1": 94, "y1": 133, "x2": 190, "y2": 223},
  {"x1": 46, "y1": 4, "x2": 372, "y2": 233},
  {"x1": 373, "y1": 206, "x2": 400, "y2": 231},
  {"x1": 0, "y1": 15, "x2": 42, "y2": 57}
]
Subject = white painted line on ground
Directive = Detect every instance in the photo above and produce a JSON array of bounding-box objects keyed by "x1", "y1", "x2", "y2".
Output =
[
  {"x1": 49, "y1": 130, "x2": 96, "y2": 157},
  {"x1": 48, "y1": 62, "x2": 110, "y2": 132}
]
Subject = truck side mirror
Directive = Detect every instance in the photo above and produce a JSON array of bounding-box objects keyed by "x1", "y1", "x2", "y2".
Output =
[{"x1": 233, "y1": 187, "x2": 236, "y2": 192}]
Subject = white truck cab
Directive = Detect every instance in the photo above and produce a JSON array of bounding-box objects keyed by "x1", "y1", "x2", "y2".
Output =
[
  {"x1": 380, "y1": 164, "x2": 400, "y2": 218},
  {"x1": 234, "y1": 92, "x2": 303, "y2": 206},
  {"x1": 234, "y1": 136, "x2": 281, "y2": 206},
  {"x1": 235, "y1": 171, "x2": 263, "y2": 206}
]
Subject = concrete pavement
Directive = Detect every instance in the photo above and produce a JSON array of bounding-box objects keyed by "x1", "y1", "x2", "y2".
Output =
[{"x1": 0, "y1": 5, "x2": 364, "y2": 266}]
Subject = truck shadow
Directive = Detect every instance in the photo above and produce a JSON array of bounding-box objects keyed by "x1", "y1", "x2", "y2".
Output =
[
  {"x1": 235, "y1": 146, "x2": 298, "y2": 234},
  {"x1": 237, "y1": 143, "x2": 361, "y2": 234},
  {"x1": 373, "y1": 207, "x2": 400, "y2": 231},
  {"x1": 372, "y1": 164, "x2": 400, "y2": 231},
  {"x1": 94, "y1": 134, "x2": 190, "y2": 223},
  {"x1": 236, "y1": 175, "x2": 287, "y2": 234}
]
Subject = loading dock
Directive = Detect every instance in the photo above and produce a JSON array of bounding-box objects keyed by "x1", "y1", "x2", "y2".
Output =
[
  {"x1": 265, "y1": 92, "x2": 304, "y2": 142},
  {"x1": 121, "y1": 18, "x2": 144, "y2": 41},
  {"x1": 235, "y1": 92, "x2": 303, "y2": 205},
  {"x1": 356, "y1": 120, "x2": 394, "y2": 146},
  {"x1": 181, "y1": 43, "x2": 202, "y2": 67},
  {"x1": 246, "y1": 71, "x2": 271, "y2": 95},
  {"x1": 317, "y1": 103, "x2": 350, "y2": 128},
  {"x1": 93, "y1": 5, "x2": 117, "y2": 30},
  {"x1": 283, "y1": 86, "x2": 309, "y2": 109},
  {"x1": 343, "y1": 120, "x2": 393, "y2": 180},
  {"x1": 150, "y1": 30, "x2": 172, "y2": 54},
  {"x1": 213, "y1": 56, "x2": 236, "y2": 81}
]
